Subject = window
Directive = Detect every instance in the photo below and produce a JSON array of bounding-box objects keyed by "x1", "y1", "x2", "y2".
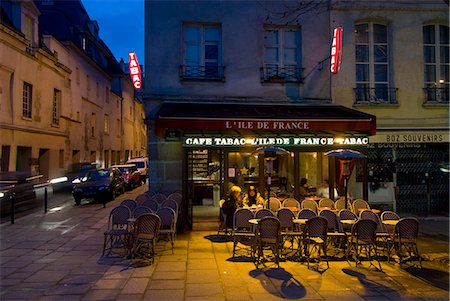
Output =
[
  {"x1": 354, "y1": 23, "x2": 396, "y2": 104},
  {"x1": 52, "y1": 89, "x2": 61, "y2": 125},
  {"x1": 262, "y1": 27, "x2": 302, "y2": 82},
  {"x1": 181, "y1": 24, "x2": 223, "y2": 80},
  {"x1": 423, "y1": 24, "x2": 449, "y2": 103},
  {"x1": 25, "y1": 15, "x2": 34, "y2": 46},
  {"x1": 76, "y1": 67, "x2": 80, "y2": 85},
  {"x1": 22, "y1": 82, "x2": 32, "y2": 118},
  {"x1": 105, "y1": 87, "x2": 109, "y2": 103},
  {"x1": 59, "y1": 150, "x2": 64, "y2": 168},
  {"x1": 91, "y1": 113, "x2": 96, "y2": 137},
  {"x1": 104, "y1": 114, "x2": 110, "y2": 134}
]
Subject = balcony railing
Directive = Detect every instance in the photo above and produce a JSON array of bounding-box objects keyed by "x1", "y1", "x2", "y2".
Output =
[
  {"x1": 353, "y1": 87, "x2": 398, "y2": 104},
  {"x1": 179, "y1": 65, "x2": 225, "y2": 81},
  {"x1": 423, "y1": 87, "x2": 449, "y2": 104},
  {"x1": 260, "y1": 66, "x2": 303, "y2": 83}
]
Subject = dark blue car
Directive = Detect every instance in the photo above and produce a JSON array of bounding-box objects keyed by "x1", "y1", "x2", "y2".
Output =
[{"x1": 72, "y1": 168, "x2": 125, "y2": 205}]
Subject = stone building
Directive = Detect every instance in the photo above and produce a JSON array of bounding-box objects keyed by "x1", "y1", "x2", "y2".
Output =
[
  {"x1": 0, "y1": 0, "x2": 146, "y2": 181},
  {"x1": 144, "y1": 0, "x2": 448, "y2": 230}
]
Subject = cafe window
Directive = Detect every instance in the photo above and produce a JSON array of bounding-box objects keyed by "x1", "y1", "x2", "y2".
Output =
[
  {"x1": 262, "y1": 26, "x2": 302, "y2": 83},
  {"x1": 354, "y1": 23, "x2": 396, "y2": 104},
  {"x1": 181, "y1": 23, "x2": 223, "y2": 80},
  {"x1": 423, "y1": 24, "x2": 449, "y2": 103}
]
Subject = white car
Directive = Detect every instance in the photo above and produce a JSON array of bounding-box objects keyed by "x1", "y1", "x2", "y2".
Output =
[{"x1": 126, "y1": 157, "x2": 149, "y2": 183}]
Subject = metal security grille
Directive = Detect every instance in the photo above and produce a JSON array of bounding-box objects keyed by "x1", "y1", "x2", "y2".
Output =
[{"x1": 368, "y1": 144, "x2": 449, "y2": 214}]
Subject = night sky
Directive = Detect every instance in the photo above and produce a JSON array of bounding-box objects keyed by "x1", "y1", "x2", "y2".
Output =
[{"x1": 82, "y1": 0, "x2": 144, "y2": 68}]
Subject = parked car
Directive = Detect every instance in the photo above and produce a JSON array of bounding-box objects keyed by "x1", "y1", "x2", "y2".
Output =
[
  {"x1": 72, "y1": 168, "x2": 125, "y2": 205},
  {"x1": 0, "y1": 172, "x2": 40, "y2": 216},
  {"x1": 111, "y1": 164, "x2": 141, "y2": 190},
  {"x1": 126, "y1": 157, "x2": 149, "y2": 182}
]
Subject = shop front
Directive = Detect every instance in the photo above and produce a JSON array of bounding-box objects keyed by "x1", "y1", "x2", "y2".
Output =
[{"x1": 152, "y1": 102, "x2": 376, "y2": 229}]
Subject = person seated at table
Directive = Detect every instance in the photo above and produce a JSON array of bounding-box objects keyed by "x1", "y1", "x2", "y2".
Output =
[
  {"x1": 222, "y1": 185, "x2": 242, "y2": 228},
  {"x1": 316, "y1": 180, "x2": 338, "y2": 199},
  {"x1": 299, "y1": 177, "x2": 313, "y2": 199},
  {"x1": 243, "y1": 186, "x2": 264, "y2": 207}
]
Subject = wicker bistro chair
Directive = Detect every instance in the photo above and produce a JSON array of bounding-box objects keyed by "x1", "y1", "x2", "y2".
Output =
[
  {"x1": 160, "y1": 199, "x2": 179, "y2": 218},
  {"x1": 318, "y1": 198, "x2": 335, "y2": 209},
  {"x1": 255, "y1": 208, "x2": 273, "y2": 219},
  {"x1": 102, "y1": 205, "x2": 131, "y2": 257},
  {"x1": 298, "y1": 208, "x2": 317, "y2": 220},
  {"x1": 254, "y1": 216, "x2": 282, "y2": 268},
  {"x1": 283, "y1": 198, "x2": 301, "y2": 208},
  {"x1": 232, "y1": 209, "x2": 256, "y2": 258},
  {"x1": 276, "y1": 208, "x2": 298, "y2": 252},
  {"x1": 335, "y1": 199, "x2": 352, "y2": 211},
  {"x1": 167, "y1": 192, "x2": 182, "y2": 205},
  {"x1": 388, "y1": 217, "x2": 422, "y2": 267},
  {"x1": 131, "y1": 213, "x2": 161, "y2": 264},
  {"x1": 352, "y1": 199, "x2": 370, "y2": 214},
  {"x1": 302, "y1": 216, "x2": 330, "y2": 269},
  {"x1": 268, "y1": 197, "x2": 282, "y2": 212},
  {"x1": 319, "y1": 209, "x2": 346, "y2": 249},
  {"x1": 360, "y1": 209, "x2": 390, "y2": 253},
  {"x1": 142, "y1": 199, "x2": 159, "y2": 212},
  {"x1": 338, "y1": 209, "x2": 358, "y2": 232},
  {"x1": 381, "y1": 211, "x2": 400, "y2": 234},
  {"x1": 135, "y1": 193, "x2": 151, "y2": 205},
  {"x1": 156, "y1": 207, "x2": 177, "y2": 254},
  {"x1": 133, "y1": 206, "x2": 153, "y2": 218},
  {"x1": 121, "y1": 199, "x2": 138, "y2": 212},
  {"x1": 301, "y1": 199, "x2": 318, "y2": 213},
  {"x1": 346, "y1": 219, "x2": 382, "y2": 271},
  {"x1": 151, "y1": 193, "x2": 167, "y2": 204}
]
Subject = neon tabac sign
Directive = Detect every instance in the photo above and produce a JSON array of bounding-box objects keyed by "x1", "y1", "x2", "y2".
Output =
[
  {"x1": 330, "y1": 27, "x2": 343, "y2": 74},
  {"x1": 128, "y1": 52, "x2": 142, "y2": 90},
  {"x1": 184, "y1": 136, "x2": 369, "y2": 147}
]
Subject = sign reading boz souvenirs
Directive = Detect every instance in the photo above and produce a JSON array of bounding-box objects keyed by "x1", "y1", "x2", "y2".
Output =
[{"x1": 184, "y1": 136, "x2": 369, "y2": 147}]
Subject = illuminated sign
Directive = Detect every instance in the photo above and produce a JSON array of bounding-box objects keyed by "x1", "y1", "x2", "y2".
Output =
[
  {"x1": 128, "y1": 52, "x2": 142, "y2": 90},
  {"x1": 184, "y1": 136, "x2": 369, "y2": 147},
  {"x1": 225, "y1": 121, "x2": 309, "y2": 130},
  {"x1": 330, "y1": 27, "x2": 343, "y2": 74}
]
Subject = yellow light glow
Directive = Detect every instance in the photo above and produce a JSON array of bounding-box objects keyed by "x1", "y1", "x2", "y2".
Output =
[
  {"x1": 245, "y1": 138, "x2": 254, "y2": 144},
  {"x1": 312, "y1": 152, "x2": 317, "y2": 159},
  {"x1": 335, "y1": 138, "x2": 345, "y2": 144},
  {"x1": 439, "y1": 79, "x2": 445, "y2": 84}
]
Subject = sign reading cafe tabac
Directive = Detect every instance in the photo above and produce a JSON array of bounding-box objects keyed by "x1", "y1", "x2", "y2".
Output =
[
  {"x1": 128, "y1": 52, "x2": 142, "y2": 90},
  {"x1": 184, "y1": 136, "x2": 369, "y2": 147}
]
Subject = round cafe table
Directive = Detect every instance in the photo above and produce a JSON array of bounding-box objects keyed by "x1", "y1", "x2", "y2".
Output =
[
  {"x1": 293, "y1": 218, "x2": 308, "y2": 225},
  {"x1": 382, "y1": 220, "x2": 399, "y2": 226}
]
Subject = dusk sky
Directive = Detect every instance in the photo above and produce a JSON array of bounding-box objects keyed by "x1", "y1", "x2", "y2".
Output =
[{"x1": 82, "y1": 0, "x2": 145, "y2": 68}]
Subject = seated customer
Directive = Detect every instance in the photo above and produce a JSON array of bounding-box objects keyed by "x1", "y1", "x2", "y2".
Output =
[
  {"x1": 243, "y1": 186, "x2": 265, "y2": 207},
  {"x1": 316, "y1": 180, "x2": 338, "y2": 199},
  {"x1": 222, "y1": 185, "x2": 242, "y2": 228},
  {"x1": 299, "y1": 177, "x2": 312, "y2": 199}
]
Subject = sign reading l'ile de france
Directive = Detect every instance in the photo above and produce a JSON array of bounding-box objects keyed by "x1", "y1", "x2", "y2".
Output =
[
  {"x1": 225, "y1": 120, "x2": 309, "y2": 130},
  {"x1": 128, "y1": 52, "x2": 142, "y2": 90}
]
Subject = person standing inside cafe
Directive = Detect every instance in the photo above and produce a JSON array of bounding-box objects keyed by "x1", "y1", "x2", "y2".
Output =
[
  {"x1": 222, "y1": 185, "x2": 242, "y2": 228},
  {"x1": 243, "y1": 186, "x2": 264, "y2": 206}
]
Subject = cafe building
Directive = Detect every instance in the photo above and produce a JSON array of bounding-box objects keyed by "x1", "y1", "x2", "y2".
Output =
[{"x1": 148, "y1": 101, "x2": 376, "y2": 229}]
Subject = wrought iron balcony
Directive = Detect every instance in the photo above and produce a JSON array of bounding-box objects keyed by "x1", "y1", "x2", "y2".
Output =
[
  {"x1": 179, "y1": 65, "x2": 225, "y2": 81},
  {"x1": 260, "y1": 66, "x2": 303, "y2": 83},
  {"x1": 353, "y1": 87, "x2": 398, "y2": 104},
  {"x1": 423, "y1": 87, "x2": 449, "y2": 104}
]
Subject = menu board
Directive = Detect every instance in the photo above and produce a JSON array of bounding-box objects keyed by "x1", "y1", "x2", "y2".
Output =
[{"x1": 189, "y1": 150, "x2": 209, "y2": 179}]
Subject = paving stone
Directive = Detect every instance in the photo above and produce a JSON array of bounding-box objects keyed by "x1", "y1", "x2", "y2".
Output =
[
  {"x1": 121, "y1": 277, "x2": 149, "y2": 294},
  {"x1": 39, "y1": 294, "x2": 82, "y2": 301},
  {"x1": 115, "y1": 294, "x2": 144, "y2": 301},
  {"x1": 93, "y1": 278, "x2": 128, "y2": 290},
  {"x1": 24, "y1": 270, "x2": 66, "y2": 282},
  {"x1": 151, "y1": 271, "x2": 186, "y2": 280},
  {"x1": 155, "y1": 261, "x2": 187, "y2": 272},
  {"x1": 186, "y1": 269, "x2": 220, "y2": 283},
  {"x1": 81, "y1": 289, "x2": 121, "y2": 300},
  {"x1": 143, "y1": 289, "x2": 185, "y2": 300},
  {"x1": 45, "y1": 283, "x2": 92, "y2": 295},
  {"x1": 148, "y1": 279, "x2": 185, "y2": 290},
  {"x1": 185, "y1": 283, "x2": 224, "y2": 297}
]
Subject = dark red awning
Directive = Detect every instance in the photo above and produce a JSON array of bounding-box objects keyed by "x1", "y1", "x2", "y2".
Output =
[{"x1": 155, "y1": 102, "x2": 376, "y2": 136}]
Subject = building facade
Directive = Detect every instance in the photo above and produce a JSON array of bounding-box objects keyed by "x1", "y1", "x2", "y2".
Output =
[
  {"x1": 330, "y1": 0, "x2": 449, "y2": 213},
  {"x1": 0, "y1": 0, "x2": 147, "y2": 181},
  {"x1": 144, "y1": 0, "x2": 448, "y2": 230}
]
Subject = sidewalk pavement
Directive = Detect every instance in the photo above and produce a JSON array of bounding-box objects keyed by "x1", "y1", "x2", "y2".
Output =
[{"x1": 1, "y1": 185, "x2": 449, "y2": 301}]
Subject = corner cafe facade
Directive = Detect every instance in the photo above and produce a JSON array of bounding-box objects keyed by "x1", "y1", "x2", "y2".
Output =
[{"x1": 152, "y1": 101, "x2": 376, "y2": 229}]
